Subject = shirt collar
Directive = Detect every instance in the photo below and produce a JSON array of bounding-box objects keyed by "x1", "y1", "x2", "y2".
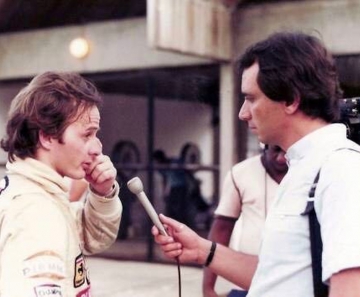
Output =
[
  {"x1": 6, "y1": 157, "x2": 69, "y2": 194},
  {"x1": 285, "y1": 123, "x2": 348, "y2": 165}
]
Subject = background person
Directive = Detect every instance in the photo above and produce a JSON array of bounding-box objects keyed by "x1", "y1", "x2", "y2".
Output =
[
  {"x1": 152, "y1": 31, "x2": 360, "y2": 297},
  {"x1": 114, "y1": 170, "x2": 135, "y2": 239},
  {"x1": 203, "y1": 144, "x2": 287, "y2": 297},
  {"x1": 153, "y1": 149, "x2": 207, "y2": 229},
  {"x1": 0, "y1": 71, "x2": 122, "y2": 296}
]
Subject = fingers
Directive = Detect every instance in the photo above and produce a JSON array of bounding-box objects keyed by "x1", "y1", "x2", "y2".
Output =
[
  {"x1": 159, "y1": 214, "x2": 186, "y2": 233},
  {"x1": 86, "y1": 155, "x2": 116, "y2": 183},
  {"x1": 152, "y1": 225, "x2": 183, "y2": 259},
  {"x1": 85, "y1": 154, "x2": 117, "y2": 195},
  {"x1": 164, "y1": 249, "x2": 182, "y2": 258},
  {"x1": 151, "y1": 225, "x2": 174, "y2": 243}
]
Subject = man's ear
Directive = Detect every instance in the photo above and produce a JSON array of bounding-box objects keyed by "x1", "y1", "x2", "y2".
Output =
[
  {"x1": 38, "y1": 130, "x2": 53, "y2": 150},
  {"x1": 284, "y1": 95, "x2": 300, "y2": 115}
]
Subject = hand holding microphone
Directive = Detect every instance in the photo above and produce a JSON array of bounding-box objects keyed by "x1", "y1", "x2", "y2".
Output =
[
  {"x1": 127, "y1": 177, "x2": 168, "y2": 236},
  {"x1": 128, "y1": 177, "x2": 183, "y2": 297}
]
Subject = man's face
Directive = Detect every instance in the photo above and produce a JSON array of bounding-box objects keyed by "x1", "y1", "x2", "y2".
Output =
[
  {"x1": 50, "y1": 105, "x2": 102, "y2": 179},
  {"x1": 239, "y1": 62, "x2": 286, "y2": 146},
  {"x1": 265, "y1": 145, "x2": 288, "y2": 174}
]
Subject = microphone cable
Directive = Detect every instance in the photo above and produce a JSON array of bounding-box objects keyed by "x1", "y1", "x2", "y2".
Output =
[{"x1": 176, "y1": 257, "x2": 182, "y2": 297}]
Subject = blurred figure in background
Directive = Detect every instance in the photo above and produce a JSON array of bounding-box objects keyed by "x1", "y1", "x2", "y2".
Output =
[
  {"x1": 110, "y1": 140, "x2": 140, "y2": 239},
  {"x1": 153, "y1": 149, "x2": 208, "y2": 229},
  {"x1": 203, "y1": 144, "x2": 287, "y2": 297},
  {"x1": 114, "y1": 170, "x2": 135, "y2": 239}
]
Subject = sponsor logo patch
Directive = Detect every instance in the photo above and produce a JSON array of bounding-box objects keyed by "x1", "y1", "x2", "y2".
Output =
[
  {"x1": 34, "y1": 284, "x2": 62, "y2": 297},
  {"x1": 74, "y1": 253, "x2": 89, "y2": 288},
  {"x1": 23, "y1": 251, "x2": 65, "y2": 279}
]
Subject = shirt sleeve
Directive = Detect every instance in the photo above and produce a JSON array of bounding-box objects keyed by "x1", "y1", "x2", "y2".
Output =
[
  {"x1": 75, "y1": 181, "x2": 122, "y2": 255},
  {"x1": 316, "y1": 149, "x2": 360, "y2": 282},
  {"x1": 214, "y1": 168, "x2": 242, "y2": 219}
]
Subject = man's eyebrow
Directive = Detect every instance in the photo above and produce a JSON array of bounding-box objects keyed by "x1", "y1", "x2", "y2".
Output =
[{"x1": 86, "y1": 126, "x2": 100, "y2": 132}]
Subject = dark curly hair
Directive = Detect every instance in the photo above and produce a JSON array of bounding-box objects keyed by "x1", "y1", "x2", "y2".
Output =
[
  {"x1": 239, "y1": 31, "x2": 342, "y2": 123},
  {"x1": 1, "y1": 71, "x2": 102, "y2": 162}
]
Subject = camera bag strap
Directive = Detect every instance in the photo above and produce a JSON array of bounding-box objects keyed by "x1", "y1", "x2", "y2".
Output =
[
  {"x1": 301, "y1": 147, "x2": 360, "y2": 297},
  {"x1": 301, "y1": 169, "x2": 328, "y2": 297}
]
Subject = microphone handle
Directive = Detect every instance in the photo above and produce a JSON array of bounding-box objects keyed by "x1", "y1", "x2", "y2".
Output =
[{"x1": 137, "y1": 191, "x2": 168, "y2": 236}]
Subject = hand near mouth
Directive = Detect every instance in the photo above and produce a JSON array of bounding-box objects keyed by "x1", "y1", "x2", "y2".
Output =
[{"x1": 84, "y1": 154, "x2": 117, "y2": 197}]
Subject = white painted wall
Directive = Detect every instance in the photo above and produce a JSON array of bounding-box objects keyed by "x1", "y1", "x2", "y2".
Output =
[
  {"x1": 234, "y1": 0, "x2": 360, "y2": 57},
  {"x1": 0, "y1": 19, "x2": 213, "y2": 80}
]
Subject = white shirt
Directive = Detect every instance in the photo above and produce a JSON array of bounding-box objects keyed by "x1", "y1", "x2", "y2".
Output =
[
  {"x1": 248, "y1": 124, "x2": 360, "y2": 297},
  {"x1": 215, "y1": 155, "x2": 278, "y2": 254}
]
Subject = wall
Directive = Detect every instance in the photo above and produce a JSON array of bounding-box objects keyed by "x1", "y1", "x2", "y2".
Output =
[
  {"x1": 234, "y1": 0, "x2": 360, "y2": 57},
  {"x1": 0, "y1": 18, "x2": 213, "y2": 80}
]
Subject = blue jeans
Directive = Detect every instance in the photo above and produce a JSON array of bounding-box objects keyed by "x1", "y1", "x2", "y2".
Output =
[{"x1": 227, "y1": 289, "x2": 248, "y2": 297}]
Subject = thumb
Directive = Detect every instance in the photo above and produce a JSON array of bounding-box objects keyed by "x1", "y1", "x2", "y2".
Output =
[{"x1": 159, "y1": 214, "x2": 185, "y2": 233}]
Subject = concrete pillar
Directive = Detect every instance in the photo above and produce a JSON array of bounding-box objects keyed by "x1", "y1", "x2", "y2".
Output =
[{"x1": 219, "y1": 63, "x2": 247, "y2": 185}]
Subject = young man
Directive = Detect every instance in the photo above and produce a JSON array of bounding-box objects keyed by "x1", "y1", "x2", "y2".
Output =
[
  {"x1": 152, "y1": 32, "x2": 360, "y2": 297},
  {"x1": 203, "y1": 144, "x2": 287, "y2": 297},
  {"x1": 0, "y1": 71, "x2": 122, "y2": 296}
]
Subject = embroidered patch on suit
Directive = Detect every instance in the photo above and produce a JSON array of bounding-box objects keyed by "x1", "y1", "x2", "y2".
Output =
[
  {"x1": 34, "y1": 284, "x2": 62, "y2": 297},
  {"x1": 74, "y1": 253, "x2": 89, "y2": 288},
  {"x1": 22, "y1": 251, "x2": 65, "y2": 279}
]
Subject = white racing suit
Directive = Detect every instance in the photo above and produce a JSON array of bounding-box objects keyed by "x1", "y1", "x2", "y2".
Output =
[{"x1": 0, "y1": 157, "x2": 122, "y2": 297}]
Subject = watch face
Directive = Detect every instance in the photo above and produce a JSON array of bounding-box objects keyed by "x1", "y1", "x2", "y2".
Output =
[{"x1": 111, "y1": 140, "x2": 140, "y2": 177}]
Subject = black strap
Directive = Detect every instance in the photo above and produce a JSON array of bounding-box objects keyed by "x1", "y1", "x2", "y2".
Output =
[
  {"x1": 301, "y1": 170, "x2": 329, "y2": 297},
  {"x1": 301, "y1": 147, "x2": 360, "y2": 296}
]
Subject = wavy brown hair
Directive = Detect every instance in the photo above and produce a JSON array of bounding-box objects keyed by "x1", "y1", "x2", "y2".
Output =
[{"x1": 1, "y1": 71, "x2": 102, "y2": 162}]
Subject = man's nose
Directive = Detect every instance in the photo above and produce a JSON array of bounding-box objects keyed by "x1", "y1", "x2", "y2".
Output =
[
  {"x1": 239, "y1": 101, "x2": 250, "y2": 121},
  {"x1": 89, "y1": 137, "x2": 102, "y2": 156}
]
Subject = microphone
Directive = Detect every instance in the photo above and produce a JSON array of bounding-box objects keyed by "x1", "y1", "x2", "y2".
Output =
[{"x1": 127, "y1": 177, "x2": 168, "y2": 236}]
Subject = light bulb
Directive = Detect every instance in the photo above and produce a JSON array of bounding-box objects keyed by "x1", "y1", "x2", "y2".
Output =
[{"x1": 69, "y1": 37, "x2": 90, "y2": 59}]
